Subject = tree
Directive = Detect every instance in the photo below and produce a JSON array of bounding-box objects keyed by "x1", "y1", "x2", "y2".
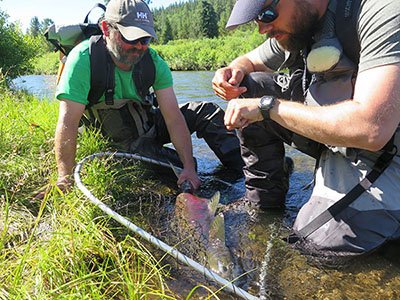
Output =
[
  {"x1": 41, "y1": 18, "x2": 54, "y2": 33},
  {"x1": 29, "y1": 16, "x2": 41, "y2": 37},
  {"x1": 160, "y1": 17, "x2": 173, "y2": 44},
  {"x1": 197, "y1": 1, "x2": 218, "y2": 38}
]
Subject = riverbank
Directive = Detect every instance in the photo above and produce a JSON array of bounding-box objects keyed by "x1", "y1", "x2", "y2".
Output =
[
  {"x1": 32, "y1": 32, "x2": 265, "y2": 74},
  {"x1": 0, "y1": 84, "x2": 199, "y2": 299}
]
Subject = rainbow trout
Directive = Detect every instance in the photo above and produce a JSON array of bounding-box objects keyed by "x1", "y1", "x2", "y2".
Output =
[{"x1": 174, "y1": 181, "x2": 234, "y2": 279}]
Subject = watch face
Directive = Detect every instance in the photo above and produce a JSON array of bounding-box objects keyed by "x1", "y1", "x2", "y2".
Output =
[
  {"x1": 260, "y1": 96, "x2": 274, "y2": 107},
  {"x1": 259, "y1": 96, "x2": 276, "y2": 120}
]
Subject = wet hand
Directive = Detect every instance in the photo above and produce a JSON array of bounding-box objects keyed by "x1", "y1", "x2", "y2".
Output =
[
  {"x1": 212, "y1": 67, "x2": 247, "y2": 100},
  {"x1": 224, "y1": 98, "x2": 263, "y2": 130},
  {"x1": 177, "y1": 168, "x2": 200, "y2": 191}
]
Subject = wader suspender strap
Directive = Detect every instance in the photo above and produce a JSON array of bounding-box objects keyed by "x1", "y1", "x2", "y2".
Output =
[
  {"x1": 336, "y1": 0, "x2": 361, "y2": 66},
  {"x1": 297, "y1": 140, "x2": 397, "y2": 239},
  {"x1": 133, "y1": 49, "x2": 156, "y2": 101},
  {"x1": 87, "y1": 35, "x2": 156, "y2": 107}
]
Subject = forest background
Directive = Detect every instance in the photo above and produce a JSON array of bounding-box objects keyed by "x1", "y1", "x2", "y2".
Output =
[{"x1": 0, "y1": 0, "x2": 266, "y2": 79}]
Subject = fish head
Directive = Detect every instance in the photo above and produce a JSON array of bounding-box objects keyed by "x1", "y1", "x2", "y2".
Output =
[
  {"x1": 206, "y1": 213, "x2": 234, "y2": 279},
  {"x1": 207, "y1": 243, "x2": 234, "y2": 279}
]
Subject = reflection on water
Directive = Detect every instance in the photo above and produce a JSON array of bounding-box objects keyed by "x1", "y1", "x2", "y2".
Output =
[{"x1": 15, "y1": 72, "x2": 400, "y2": 300}]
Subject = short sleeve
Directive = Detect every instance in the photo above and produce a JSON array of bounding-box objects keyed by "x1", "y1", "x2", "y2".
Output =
[{"x1": 56, "y1": 39, "x2": 91, "y2": 105}]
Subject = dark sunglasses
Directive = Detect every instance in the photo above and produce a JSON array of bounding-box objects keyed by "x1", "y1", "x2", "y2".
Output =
[
  {"x1": 108, "y1": 24, "x2": 152, "y2": 45},
  {"x1": 120, "y1": 34, "x2": 152, "y2": 46},
  {"x1": 256, "y1": 0, "x2": 280, "y2": 24}
]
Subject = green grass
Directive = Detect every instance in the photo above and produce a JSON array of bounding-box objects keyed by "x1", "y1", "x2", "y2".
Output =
[
  {"x1": 31, "y1": 51, "x2": 59, "y2": 75},
  {"x1": 0, "y1": 83, "x2": 227, "y2": 299}
]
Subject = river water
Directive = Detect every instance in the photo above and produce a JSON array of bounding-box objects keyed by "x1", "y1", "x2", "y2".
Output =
[{"x1": 13, "y1": 73, "x2": 400, "y2": 300}]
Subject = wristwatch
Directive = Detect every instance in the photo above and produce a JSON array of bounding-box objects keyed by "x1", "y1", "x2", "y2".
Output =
[{"x1": 259, "y1": 95, "x2": 277, "y2": 120}]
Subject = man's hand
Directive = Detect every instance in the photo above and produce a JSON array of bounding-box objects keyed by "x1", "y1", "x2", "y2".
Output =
[
  {"x1": 32, "y1": 176, "x2": 73, "y2": 200},
  {"x1": 177, "y1": 167, "x2": 201, "y2": 191},
  {"x1": 212, "y1": 67, "x2": 247, "y2": 100},
  {"x1": 224, "y1": 98, "x2": 264, "y2": 130}
]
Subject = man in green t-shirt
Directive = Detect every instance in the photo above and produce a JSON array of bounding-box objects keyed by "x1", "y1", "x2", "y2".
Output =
[{"x1": 39, "y1": 0, "x2": 243, "y2": 197}]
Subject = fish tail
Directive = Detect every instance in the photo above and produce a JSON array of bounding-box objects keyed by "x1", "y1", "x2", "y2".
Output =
[{"x1": 208, "y1": 191, "x2": 220, "y2": 215}]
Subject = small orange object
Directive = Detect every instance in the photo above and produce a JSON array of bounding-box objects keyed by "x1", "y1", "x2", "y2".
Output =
[{"x1": 30, "y1": 123, "x2": 39, "y2": 133}]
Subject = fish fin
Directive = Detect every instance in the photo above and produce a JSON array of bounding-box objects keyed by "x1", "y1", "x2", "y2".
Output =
[
  {"x1": 208, "y1": 191, "x2": 220, "y2": 215},
  {"x1": 209, "y1": 213, "x2": 225, "y2": 242},
  {"x1": 168, "y1": 161, "x2": 181, "y2": 179}
]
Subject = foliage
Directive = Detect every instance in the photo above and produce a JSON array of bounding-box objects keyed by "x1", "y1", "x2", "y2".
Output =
[
  {"x1": 152, "y1": 0, "x2": 255, "y2": 42},
  {"x1": 197, "y1": 1, "x2": 219, "y2": 38},
  {"x1": 152, "y1": 29, "x2": 266, "y2": 71},
  {"x1": 0, "y1": 85, "x2": 176, "y2": 299},
  {"x1": 0, "y1": 10, "x2": 41, "y2": 79},
  {"x1": 29, "y1": 16, "x2": 41, "y2": 37},
  {"x1": 27, "y1": 16, "x2": 55, "y2": 52},
  {"x1": 159, "y1": 16, "x2": 173, "y2": 44},
  {"x1": 31, "y1": 51, "x2": 59, "y2": 75}
]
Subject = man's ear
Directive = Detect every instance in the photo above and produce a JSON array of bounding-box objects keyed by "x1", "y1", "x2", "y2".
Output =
[{"x1": 101, "y1": 21, "x2": 110, "y2": 37}]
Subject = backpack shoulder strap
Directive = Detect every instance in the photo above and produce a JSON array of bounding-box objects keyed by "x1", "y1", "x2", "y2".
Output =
[
  {"x1": 132, "y1": 50, "x2": 156, "y2": 100},
  {"x1": 336, "y1": 0, "x2": 362, "y2": 65},
  {"x1": 84, "y1": 3, "x2": 106, "y2": 23},
  {"x1": 88, "y1": 36, "x2": 156, "y2": 106},
  {"x1": 88, "y1": 35, "x2": 115, "y2": 107}
]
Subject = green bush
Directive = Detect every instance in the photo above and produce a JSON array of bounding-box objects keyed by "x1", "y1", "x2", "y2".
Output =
[
  {"x1": 152, "y1": 29, "x2": 265, "y2": 71},
  {"x1": 0, "y1": 10, "x2": 41, "y2": 79},
  {"x1": 32, "y1": 51, "x2": 59, "y2": 75}
]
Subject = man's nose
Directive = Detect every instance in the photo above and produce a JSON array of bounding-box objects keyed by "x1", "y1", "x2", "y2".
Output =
[{"x1": 255, "y1": 20, "x2": 274, "y2": 35}]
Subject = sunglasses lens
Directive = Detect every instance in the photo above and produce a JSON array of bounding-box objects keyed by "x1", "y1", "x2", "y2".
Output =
[
  {"x1": 258, "y1": 10, "x2": 277, "y2": 23},
  {"x1": 139, "y1": 37, "x2": 152, "y2": 45},
  {"x1": 119, "y1": 32, "x2": 152, "y2": 45},
  {"x1": 123, "y1": 36, "x2": 152, "y2": 45}
]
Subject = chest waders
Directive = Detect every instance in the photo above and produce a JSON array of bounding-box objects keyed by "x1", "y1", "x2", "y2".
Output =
[{"x1": 80, "y1": 35, "x2": 157, "y2": 152}]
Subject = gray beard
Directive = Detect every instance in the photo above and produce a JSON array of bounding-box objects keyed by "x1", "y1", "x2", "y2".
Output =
[{"x1": 106, "y1": 40, "x2": 145, "y2": 65}]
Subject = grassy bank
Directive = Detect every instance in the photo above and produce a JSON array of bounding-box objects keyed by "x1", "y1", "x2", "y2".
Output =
[
  {"x1": 0, "y1": 83, "x2": 206, "y2": 299},
  {"x1": 33, "y1": 31, "x2": 265, "y2": 74}
]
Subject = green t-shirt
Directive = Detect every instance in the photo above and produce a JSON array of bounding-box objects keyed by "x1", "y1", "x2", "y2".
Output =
[{"x1": 56, "y1": 39, "x2": 173, "y2": 105}]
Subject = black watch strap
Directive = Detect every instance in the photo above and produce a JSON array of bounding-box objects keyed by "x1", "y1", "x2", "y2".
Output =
[{"x1": 259, "y1": 95, "x2": 276, "y2": 120}]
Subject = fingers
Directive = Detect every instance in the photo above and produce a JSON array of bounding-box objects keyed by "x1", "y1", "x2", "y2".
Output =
[
  {"x1": 212, "y1": 68, "x2": 247, "y2": 100},
  {"x1": 224, "y1": 98, "x2": 262, "y2": 130},
  {"x1": 224, "y1": 101, "x2": 247, "y2": 129},
  {"x1": 229, "y1": 68, "x2": 245, "y2": 86},
  {"x1": 32, "y1": 182, "x2": 69, "y2": 200},
  {"x1": 177, "y1": 170, "x2": 200, "y2": 191}
]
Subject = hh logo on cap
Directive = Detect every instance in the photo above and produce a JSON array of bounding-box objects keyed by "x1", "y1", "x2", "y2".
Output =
[{"x1": 137, "y1": 12, "x2": 148, "y2": 20}]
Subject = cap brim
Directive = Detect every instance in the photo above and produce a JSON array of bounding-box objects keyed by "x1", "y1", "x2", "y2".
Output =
[
  {"x1": 226, "y1": 0, "x2": 265, "y2": 30},
  {"x1": 117, "y1": 23, "x2": 158, "y2": 41}
]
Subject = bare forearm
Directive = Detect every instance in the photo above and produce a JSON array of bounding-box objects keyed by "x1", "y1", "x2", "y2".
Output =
[
  {"x1": 228, "y1": 55, "x2": 257, "y2": 75},
  {"x1": 272, "y1": 99, "x2": 386, "y2": 150},
  {"x1": 55, "y1": 99, "x2": 85, "y2": 182},
  {"x1": 55, "y1": 123, "x2": 78, "y2": 181},
  {"x1": 167, "y1": 119, "x2": 196, "y2": 170}
]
